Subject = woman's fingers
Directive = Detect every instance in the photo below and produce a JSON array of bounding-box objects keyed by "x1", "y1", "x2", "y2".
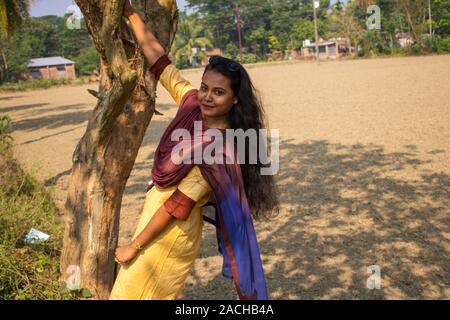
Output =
[
  {"x1": 115, "y1": 247, "x2": 125, "y2": 264},
  {"x1": 115, "y1": 246, "x2": 134, "y2": 265}
]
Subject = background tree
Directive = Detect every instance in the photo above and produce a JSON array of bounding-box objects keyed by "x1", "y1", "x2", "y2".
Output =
[
  {"x1": 59, "y1": 0, "x2": 178, "y2": 299},
  {"x1": 327, "y1": 1, "x2": 363, "y2": 54},
  {"x1": 74, "y1": 45, "x2": 100, "y2": 76},
  {"x1": 187, "y1": 0, "x2": 237, "y2": 52},
  {"x1": 171, "y1": 11, "x2": 213, "y2": 67},
  {"x1": 354, "y1": 0, "x2": 377, "y2": 9},
  {"x1": 0, "y1": 0, "x2": 32, "y2": 81},
  {"x1": 397, "y1": 0, "x2": 430, "y2": 44},
  {"x1": 0, "y1": 0, "x2": 31, "y2": 35},
  {"x1": 433, "y1": 0, "x2": 450, "y2": 35},
  {"x1": 246, "y1": 26, "x2": 269, "y2": 58}
]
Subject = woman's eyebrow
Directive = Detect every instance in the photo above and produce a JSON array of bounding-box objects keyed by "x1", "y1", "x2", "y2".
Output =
[{"x1": 201, "y1": 82, "x2": 226, "y2": 91}]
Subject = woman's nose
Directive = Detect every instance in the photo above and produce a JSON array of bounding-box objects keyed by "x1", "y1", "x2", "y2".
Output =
[{"x1": 205, "y1": 91, "x2": 213, "y2": 102}]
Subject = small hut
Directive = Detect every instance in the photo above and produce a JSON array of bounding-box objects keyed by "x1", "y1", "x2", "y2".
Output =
[{"x1": 27, "y1": 57, "x2": 76, "y2": 80}]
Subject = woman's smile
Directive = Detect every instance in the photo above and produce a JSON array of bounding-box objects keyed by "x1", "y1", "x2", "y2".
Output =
[{"x1": 200, "y1": 103, "x2": 216, "y2": 111}]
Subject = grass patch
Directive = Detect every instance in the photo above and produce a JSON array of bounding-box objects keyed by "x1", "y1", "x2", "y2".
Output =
[
  {"x1": 0, "y1": 77, "x2": 93, "y2": 93},
  {"x1": 0, "y1": 117, "x2": 73, "y2": 300}
]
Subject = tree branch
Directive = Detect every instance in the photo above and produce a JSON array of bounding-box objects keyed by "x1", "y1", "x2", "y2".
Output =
[{"x1": 97, "y1": 0, "x2": 137, "y2": 143}]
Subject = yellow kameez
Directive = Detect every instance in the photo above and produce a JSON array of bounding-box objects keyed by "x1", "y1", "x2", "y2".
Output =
[{"x1": 109, "y1": 64, "x2": 211, "y2": 300}]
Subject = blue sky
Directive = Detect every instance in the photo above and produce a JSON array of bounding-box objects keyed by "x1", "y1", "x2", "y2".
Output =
[
  {"x1": 30, "y1": 0, "x2": 346, "y2": 17},
  {"x1": 30, "y1": 0, "x2": 188, "y2": 17}
]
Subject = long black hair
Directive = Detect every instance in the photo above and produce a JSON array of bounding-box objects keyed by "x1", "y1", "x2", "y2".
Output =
[{"x1": 204, "y1": 56, "x2": 279, "y2": 220}]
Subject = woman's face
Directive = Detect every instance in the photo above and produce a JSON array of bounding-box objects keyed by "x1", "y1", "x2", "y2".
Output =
[{"x1": 198, "y1": 70, "x2": 238, "y2": 119}]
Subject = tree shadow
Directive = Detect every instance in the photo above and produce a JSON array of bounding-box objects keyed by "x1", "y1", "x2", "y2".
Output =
[
  {"x1": 25, "y1": 103, "x2": 89, "y2": 117},
  {"x1": 180, "y1": 139, "x2": 449, "y2": 299},
  {"x1": 20, "y1": 125, "x2": 87, "y2": 145},
  {"x1": 0, "y1": 95, "x2": 23, "y2": 101},
  {"x1": 12, "y1": 106, "x2": 92, "y2": 131},
  {"x1": 0, "y1": 103, "x2": 49, "y2": 113}
]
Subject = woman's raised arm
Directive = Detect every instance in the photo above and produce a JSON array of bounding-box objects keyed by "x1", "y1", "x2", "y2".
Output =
[
  {"x1": 124, "y1": 1, "x2": 165, "y2": 65},
  {"x1": 124, "y1": 1, "x2": 195, "y2": 106}
]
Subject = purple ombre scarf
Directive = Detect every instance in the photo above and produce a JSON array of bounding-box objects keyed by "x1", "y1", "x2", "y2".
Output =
[{"x1": 149, "y1": 88, "x2": 268, "y2": 300}]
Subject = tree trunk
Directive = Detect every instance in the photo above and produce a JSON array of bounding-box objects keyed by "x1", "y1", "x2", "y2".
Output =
[
  {"x1": 0, "y1": 47, "x2": 8, "y2": 82},
  {"x1": 60, "y1": 0, "x2": 178, "y2": 300},
  {"x1": 402, "y1": 1, "x2": 419, "y2": 42}
]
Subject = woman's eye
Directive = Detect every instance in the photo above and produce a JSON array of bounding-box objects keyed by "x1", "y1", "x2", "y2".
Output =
[{"x1": 199, "y1": 86, "x2": 222, "y2": 95}]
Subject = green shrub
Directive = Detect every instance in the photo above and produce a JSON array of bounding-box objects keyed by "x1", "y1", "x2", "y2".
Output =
[
  {"x1": 0, "y1": 115, "x2": 13, "y2": 152},
  {"x1": 410, "y1": 43, "x2": 423, "y2": 55},
  {"x1": 0, "y1": 115, "x2": 12, "y2": 135},
  {"x1": 435, "y1": 36, "x2": 450, "y2": 53},
  {"x1": 74, "y1": 46, "x2": 100, "y2": 76},
  {"x1": 357, "y1": 30, "x2": 390, "y2": 57},
  {"x1": 0, "y1": 139, "x2": 73, "y2": 299},
  {"x1": 0, "y1": 78, "x2": 74, "y2": 93},
  {"x1": 242, "y1": 53, "x2": 259, "y2": 64}
]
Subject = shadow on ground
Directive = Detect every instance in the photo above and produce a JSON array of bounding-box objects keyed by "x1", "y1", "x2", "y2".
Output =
[
  {"x1": 179, "y1": 139, "x2": 449, "y2": 299},
  {"x1": 0, "y1": 95, "x2": 23, "y2": 101},
  {"x1": 5, "y1": 102, "x2": 175, "y2": 133}
]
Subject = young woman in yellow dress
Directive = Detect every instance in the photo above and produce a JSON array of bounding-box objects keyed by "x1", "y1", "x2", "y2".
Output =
[{"x1": 110, "y1": 1, "x2": 278, "y2": 300}]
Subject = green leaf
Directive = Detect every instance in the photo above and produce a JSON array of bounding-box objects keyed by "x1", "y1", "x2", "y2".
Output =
[{"x1": 80, "y1": 288, "x2": 93, "y2": 298}]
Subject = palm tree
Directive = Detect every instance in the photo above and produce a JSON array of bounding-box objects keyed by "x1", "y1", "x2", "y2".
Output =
[
  {"x1": 171, "y1": 13, "x2": 213, "y2": 67},
  {"x1": 0, "y1": 0, "x2": 32, "y2": 81},
  {"x1": 0, "y1": 0, "x2": 31, "y2": 36}
]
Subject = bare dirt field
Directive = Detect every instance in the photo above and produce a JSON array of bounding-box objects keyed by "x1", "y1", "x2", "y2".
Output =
[{"x1": 1, "y1": 55, "x2": 449, "y2": 299}]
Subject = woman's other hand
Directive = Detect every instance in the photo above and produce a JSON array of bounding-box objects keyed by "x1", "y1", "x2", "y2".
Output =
[
  {"x1": 115, "y1": 244, "x2": 138, "y2": 265},
  {"x1": 123, "y1": 0, "x2": 135, "y2": 17}
]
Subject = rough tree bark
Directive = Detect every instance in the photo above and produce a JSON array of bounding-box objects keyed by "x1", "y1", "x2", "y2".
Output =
[
  {"x1": 0, "y1": 48, "x2": 7, "y2": 82},
  {"x1": 60, "y1": 0, "x2": 178, "y2": 299}
]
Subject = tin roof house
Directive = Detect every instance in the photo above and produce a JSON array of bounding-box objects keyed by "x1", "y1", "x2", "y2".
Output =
[
  {"x1": 302, "y1": 38, "x2": 353, "y2": 60},
  {"x1": 26, "y1": 56, "x2": 76, "y2": 80},
  {"x1": 395, "y1": 32, "x2": 414, "y2": 48}
]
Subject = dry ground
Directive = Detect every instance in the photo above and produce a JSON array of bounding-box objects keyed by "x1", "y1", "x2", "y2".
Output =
[{"x1": 1, "y1": 55, "x2": 449, "y2": 299}]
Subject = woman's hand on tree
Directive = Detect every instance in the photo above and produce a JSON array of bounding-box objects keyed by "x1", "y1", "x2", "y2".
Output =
[{"x1": 123, "y1": 0, "x2": 135, "y2": 17}]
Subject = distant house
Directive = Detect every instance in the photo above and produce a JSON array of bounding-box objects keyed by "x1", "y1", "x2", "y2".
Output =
[
  {"x1": 26, "y1": 56, "x2": 76, "y2": 80},
  {"x1": 396, "y1": 32, "x2": 414, "y2": 48},
  {"x1": 302, "y1": 38, "x2": 353, "y2": 60}
]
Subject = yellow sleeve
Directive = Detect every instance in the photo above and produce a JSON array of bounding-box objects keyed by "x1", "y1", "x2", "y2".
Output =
[
  {"x1": 162, "y1": 166, "x2": 211, "y2": 220},
  {"x1": 159, "y1": 64, "x2": 196, "y2": 106},
  {"x1": 177, "y1": 166, "x2": 211, "y2": 202}
]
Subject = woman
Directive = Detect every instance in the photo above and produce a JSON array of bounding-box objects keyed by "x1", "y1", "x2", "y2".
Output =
[{"x1": 110, "y1": 1, "x2": 278, "y2": 300}]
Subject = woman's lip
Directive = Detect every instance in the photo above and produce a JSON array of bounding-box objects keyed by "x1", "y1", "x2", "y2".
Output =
[{"x1": 201, "y1": 104, "x2": 215, "y2": 109}]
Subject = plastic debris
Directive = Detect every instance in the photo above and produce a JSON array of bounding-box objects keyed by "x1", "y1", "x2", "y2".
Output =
[{"x1": 24, "y1": 228, "x2": 50, "y2": 244}]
